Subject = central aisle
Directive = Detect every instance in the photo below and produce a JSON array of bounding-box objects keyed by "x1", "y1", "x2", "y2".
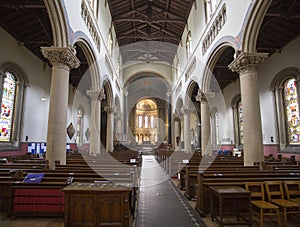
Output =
[{"x1": 135, "y1": 155, "x2": 206, "y2": 227}]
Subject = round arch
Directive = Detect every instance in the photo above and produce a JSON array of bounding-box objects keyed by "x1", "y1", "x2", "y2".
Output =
[
  {"x1": 44, "y1": 0, "x2": 69, "y2": 47},
  {"x1": 240, "y1": 0, "x2": 272, "y2": 53},
  {"x1": 73, "y1": 38, "x2": 100, "y2": 91},
  {"x1": 202, "y1": 42, "x2": 236, "y2": 93},
  {"x1": 102, "y1": 79, "x2": 114, "y2": 108}
]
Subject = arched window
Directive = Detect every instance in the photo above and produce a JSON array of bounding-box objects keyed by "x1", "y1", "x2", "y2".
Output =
[
  {"x1": 150, "y1": 116, "x2": 154, "y2": 128},
  {"x1": 211, "y1": 108, "x2": 220, "y2": 146},
  {"x1": 108, "y1": 29, "x2": 113, "y2": 56},
  {"x1": 186, "y1": 31, "x2": 192, "y2": 59},
  {"x1": 0, "y1": 63, "x2": 27, "y2": 149},
  {"x1": 138, "y1": 115, "x2": 143, "y2": 128},
  {"x1": 271, "y1": 68, "x2": 300, "y2": 152},
  {"x1": 284, "y1": 78, "x2": 300, "y2": 144},
  {"x1": 144, "y1": 116, "x2": 148, "y2": 128},
  {"x1": 0, "y1": 72, "x2": 16, "y2": 142},
  {"x1": 76, "y1": 106, "x2": 85, "y2": 146}
]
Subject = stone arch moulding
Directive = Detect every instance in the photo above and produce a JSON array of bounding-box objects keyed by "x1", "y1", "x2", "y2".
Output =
[
  {"x1": 73, "y1": 37, "x2": 100, "y2": 90},
  {"x1": 43, "y1": 0, "x2": 70, "y2": 47},
  {"x1": 202, "y1": 42, "x2": 237, "y2": 94},
  {"x1": 241, "y1": 0, "x2": 272, "y2": 53},
  {"x1": 102, "y1": 79, "x2": 114, "y2": 108}
]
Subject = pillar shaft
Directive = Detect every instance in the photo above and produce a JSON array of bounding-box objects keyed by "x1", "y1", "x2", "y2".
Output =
[
  {"x1": 229, "y1": 52, "x2": 268, "y2": 166},
  {"x1": 183, "y1": 107, "x2": 192, "y2": 153},
  {"x1": 87, "y1": 89, "x2": 105, "y2": 156},
  {"x1": 41, "y1": 46, "x2": 80, "y2": 169},
  {"x1": 201, "y1": 100, "x2": 211, "y2": 155},
  {"x1": 173, "y1": 114, "x2": 181, "y2": 150},
  {"x1": 105, "y1": 107, "x2": 114, "y2": 152}
]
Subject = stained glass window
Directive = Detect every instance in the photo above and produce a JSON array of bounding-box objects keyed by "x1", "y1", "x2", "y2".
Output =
[
  {"x1": 238, "y1": 101, "x2": 243, "y2": 145},
  {"x1": 0, "y1": 72, "x2": 16, "y2": 142},
  {"x1": 284, "y1": 78, "x2": 300, "y2": 144}
]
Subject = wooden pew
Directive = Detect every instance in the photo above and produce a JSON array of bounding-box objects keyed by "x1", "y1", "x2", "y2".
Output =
[{"x1": 195, "y1": 170, "x2": 300, "y2": 217}]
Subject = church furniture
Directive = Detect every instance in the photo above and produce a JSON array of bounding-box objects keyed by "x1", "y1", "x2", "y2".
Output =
[
  {"x1": 11, "y1": 184, "x2": 65, "y2": 217},
  {"x1": 63, "y1": 181, "x2": 135, "y2": 227},
  {"x1": 283, "y1": 180, "x2": 300, "y2": 205},
  {"x1": 210, "y1": 185, "x2": 252, "y2": 227},
  {"x1": 245, "y1": 182, "x2": 281, "y2": 227},
  {"x1": 195, "y1": 170, "x2": 300, "y2": 216},
  {"x1": 265, "y1": 181, "x2": 300, "y2": 226}
]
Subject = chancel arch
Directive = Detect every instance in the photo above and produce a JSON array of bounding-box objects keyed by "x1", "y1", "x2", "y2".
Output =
[{"x1": 134, "y1": 98, "x2": 158, "y2": 145}]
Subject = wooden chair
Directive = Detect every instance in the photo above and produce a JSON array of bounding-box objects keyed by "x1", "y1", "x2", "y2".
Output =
[
  {"x1": 265, "y1": 181, "x2": 300, "y2": 226},
  {"x1": 283, "y1": 181, "x2": 300, "y2": 205},
  {"x1": 245, "y1": 182, "x2": 281, "y2": 227}
]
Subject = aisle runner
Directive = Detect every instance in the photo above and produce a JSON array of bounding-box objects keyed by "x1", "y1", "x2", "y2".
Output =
[{"x1": 135, "y1": 155, "x2": 206, "y2": 227}]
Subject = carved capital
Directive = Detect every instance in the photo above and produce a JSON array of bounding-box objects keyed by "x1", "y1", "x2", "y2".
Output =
[
  {"x1": 173, "y1": 113, "x2": 181, "y2": 122},
  {"x1": 41, "y1": 46, "x2": 80, "y2": 70},
  {"x1": 195, "y1": 89, "x2": 208, "y2": 103},
  {"x1": 228, "y1": 52, "x2": 268, "y2": 75},
  {"x1": 87, "y1": 88, "x2": 106, "y2": 101}
]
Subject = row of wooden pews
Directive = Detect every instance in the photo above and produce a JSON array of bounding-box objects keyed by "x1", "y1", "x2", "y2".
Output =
[
  {"x1": 0, "y1": 150, "x2": 141, "y2": 225},
  {"x1": 155, "y1": 148, "x2": 300, "y2": 225}
]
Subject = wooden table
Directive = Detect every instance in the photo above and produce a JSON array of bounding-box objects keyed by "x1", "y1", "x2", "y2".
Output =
[
  {"x1": 210, "y1": 185, "x2": 252, "y2": 227},
  {"x1": 63, "y1": 181, "x2": 135, "y2": 227}
]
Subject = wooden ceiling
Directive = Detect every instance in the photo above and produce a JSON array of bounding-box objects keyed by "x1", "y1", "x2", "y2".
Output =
[
  {"x1": 108, "y1": 0, "x2": 195, "y2": 64},
  {"x1": 213, "y1": 0, "x2": 300, "y2": 91},
  {"x1": 256, "y1": 0, "x2": 300, "y2": 54},
  {"x1": 0, "y1": 0, "x2": 53, "y2": 61}
]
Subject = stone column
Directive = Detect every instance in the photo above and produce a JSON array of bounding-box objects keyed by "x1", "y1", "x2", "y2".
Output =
[
  {"x1": 11, "y1": 81, "x2": 25, "y2": 147},
  {"x1": 41, "y1": 46, "x2": 80, "y2": 169},
  {"x1": 173, "y1": 113, "x2": 181, "y2": 151},
  {"x1": 196, "y1": 91, "x2": 211, "y2": 155},
  {"x1": 87, "y1": 89, "x2": 105, "y2": 156},
  {"x1": 105, "y1": 107, "x2": 114, "y2": 152},
  {"x1": 123, "y1": 91, "x2": 128, "y2": 134},
  {"x1": 229, "y1": 52, "x2": 268, "y2": 166},
  {"x1": 182, "y1": 107, "x2": 192, "y2": 153},
  {"x1": 167, "y1": 92, "x2": 172, "y2": 144}
]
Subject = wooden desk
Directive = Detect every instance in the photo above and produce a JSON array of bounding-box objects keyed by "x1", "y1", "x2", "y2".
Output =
[
  {"x1": 210, "y1": 186, "x2": 251, "y2": 227},
  {"x1": 63, "y1": 182, "x2": 135, "y2": 227}
]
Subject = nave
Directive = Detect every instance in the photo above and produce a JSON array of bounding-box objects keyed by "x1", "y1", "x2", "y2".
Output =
[
  {"x1": 1, "y1": 151, "x2": 300, "y2": 227},
  {"x1": 135, "y1": 154, "x2": 205, "y2": 227}
]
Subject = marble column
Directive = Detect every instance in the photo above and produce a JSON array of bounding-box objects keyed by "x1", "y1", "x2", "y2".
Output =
[
  {"x1": 182, "y1": 107, "x2": 192, "y2": 153},
  {"x1": 105, "y1": 106, "x2": 114, "y2": 152},
  {"x1": 229, "y1": 52, "x2": 268, "y2": 166},
  {"x1": 41, "y1": 46, "x2": 80, "y2": 169},
  {"x1": 196, "y1": 91, "x2": 211, "y2": 155},
  {"x1": 87, "y1": 89, "x2": 105, "y2": 156}
]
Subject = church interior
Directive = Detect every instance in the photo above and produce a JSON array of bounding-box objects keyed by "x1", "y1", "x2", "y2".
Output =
[{"x1": 1, "y1": 0, "x2": 300, "y2": 226}]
